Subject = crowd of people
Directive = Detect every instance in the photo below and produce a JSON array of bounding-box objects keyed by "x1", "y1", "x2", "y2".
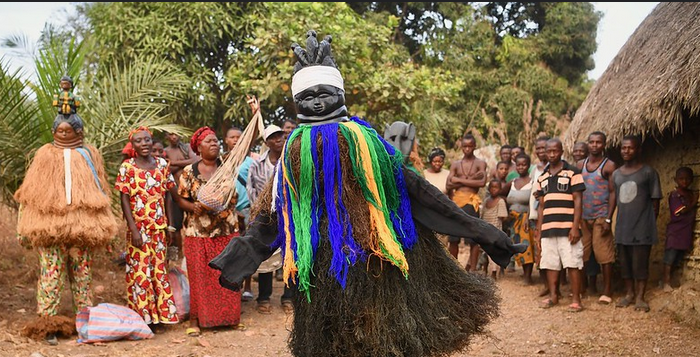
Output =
[
  {"x1": 12, "y1": 41, "x2": 697, "y2": 350},
  {"x1": 16, "y1": 107, "x2": 698, "y2": 344},
  {"x1": 421, "y1": 131, "x2": 697, "y2": 314}
]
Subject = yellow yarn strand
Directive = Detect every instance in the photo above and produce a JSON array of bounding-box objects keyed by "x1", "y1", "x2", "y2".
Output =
[
  {"x1": 280, "y1": 153, "x2": 298, "y2": 286},
  {"x1": 344, "y1": 122, "x2": 408, "y2": 275},
  {"x1": 281, "y1": 187, "x2": 298, "y2": 286}
]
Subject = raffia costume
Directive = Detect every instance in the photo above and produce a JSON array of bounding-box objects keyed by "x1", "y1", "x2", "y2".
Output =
[
  {"x1": 14, "y1": 115, "x2": 118, "y2": 339},
  {"x1": 210, "y1": 30, "x2": 525, "y2": 357}
]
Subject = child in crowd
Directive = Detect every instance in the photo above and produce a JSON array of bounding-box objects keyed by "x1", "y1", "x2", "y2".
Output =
[
  {"x1": 152, "y1": 138, "x2": 167, "y2": 160},
  {"x1": 481, "y1": 179, "x2": 509, "y2": 279},
  {"x1": 477, "y1": 162, "x2": 511, "y2": 272},
  {"x1": 115, "y1": 126, "x2": 181, "y2": 330},
  {"x1": 663, "y1": 166, "x2": 698, "y2": 292},
  {"x1": 495, "y1": 161, "x2": 510, "y2": 196}
]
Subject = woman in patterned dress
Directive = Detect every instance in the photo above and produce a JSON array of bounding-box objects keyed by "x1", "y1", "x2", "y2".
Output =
[
  {"x1": 179, "y1": 127, "x2": 243, "y2": 336},
  {"x1": 505, "y1": 153, "x2": 536, "y2": 284},
  {"x1": 115, "y1": 126, "x2": 180, "y2": 330}
]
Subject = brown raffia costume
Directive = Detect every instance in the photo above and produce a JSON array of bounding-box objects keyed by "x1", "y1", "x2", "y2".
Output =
[
  {"x1": 14, "y1": 113, "x2": 118, "y2": 341},
  {"x1": 16, "y1": 144, "x2": 117, "y2": 247}
]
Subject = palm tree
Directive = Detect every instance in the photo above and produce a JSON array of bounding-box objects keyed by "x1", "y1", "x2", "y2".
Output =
[
  {"x1": 0, "y1": 33, "x2": 191, "y2": 209},
  {"x1": 0, "y1": 61, "x2": 43, "y2": 207}
]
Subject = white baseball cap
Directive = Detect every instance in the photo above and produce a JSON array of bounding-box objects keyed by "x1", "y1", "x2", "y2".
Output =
[{"x1": 262, "y1": 125, "x2": 284, "y2": 141}]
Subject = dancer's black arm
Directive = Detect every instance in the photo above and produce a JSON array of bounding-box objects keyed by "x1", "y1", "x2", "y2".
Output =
[
  {"x1": 402, "y1": 167, "x2": 527, "y2": 268},
  {"x1": 208, "y1": 211, "x2": 278, "y2": 291}
]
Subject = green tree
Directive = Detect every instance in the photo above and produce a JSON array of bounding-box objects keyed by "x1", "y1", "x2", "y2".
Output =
[
  {"x1": 226, "y1": 2, "x2": 463, "y2": 150},
  {"x1": 72, "y1": 1, "x2": 600, "y2": 160},
  {"x1": 484, "y1": 2, "x2": 600, "y2": 84},
  {"x1": 535, "y1": 2, "x2": 601, "y2": 84},
  {"x1": 484, "y1": 2, "x2": 546, "y2": 40},
  {"x1": 79, "y1": 2, "x2": 265, "y2": 132}
]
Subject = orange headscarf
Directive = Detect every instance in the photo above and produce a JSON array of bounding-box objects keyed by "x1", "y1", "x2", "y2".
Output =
[
  {"x1": 128, "y1": 126, "x2": 152, "y2": 141},
  {"x1": 126, "y1": 126, "x2": 152, "y2": 158}
]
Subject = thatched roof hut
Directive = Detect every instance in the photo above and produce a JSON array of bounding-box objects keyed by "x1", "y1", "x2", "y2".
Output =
[
  {"x1": 564, "y1": 2, "x2": 700, "y2": 149},
  {"x1": 563, "y1": 2, "x2": 700, "y2": 325}
]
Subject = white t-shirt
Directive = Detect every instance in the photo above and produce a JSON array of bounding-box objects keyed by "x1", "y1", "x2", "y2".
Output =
[{"x1": 528, "y1": 164, "x2": 545, "y2": 221}]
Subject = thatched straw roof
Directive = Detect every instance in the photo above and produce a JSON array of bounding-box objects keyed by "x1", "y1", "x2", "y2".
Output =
[{"x1": 564, "y1": 2, "x2": 700, "y2": 150}]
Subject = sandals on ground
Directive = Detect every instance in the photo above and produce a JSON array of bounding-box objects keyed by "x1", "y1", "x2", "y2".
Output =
[
  {"x1": 256, "y1": 301, "x2": 272, "y2": 314},
  {"x1": 598, "y1": 295, "x2": 613, "y2": 305},
  {"x1": 615, "y1": 296, "x2": 633, "y2": 308},
  {"x1": 634, "y1": 301, "x2": 650, "y2": 313},
  {"x1": 568, "y1": 302, "x2": 584, "y2": 312},
  {"x1": 281, "y1": 300, "x2": 294, "y2": 314},
  {"x1": 45, "y1": 333, "x2": 58, "y2": 346},
  {"x1": 241, "y1": 291, "x2": 254, "y2": 302},
  {"x1": 540, "y1": 298, "x2": 557, "y2": 309},
  {"x1": 186, "y1": 327, "x2": 201, "y2": 337}
]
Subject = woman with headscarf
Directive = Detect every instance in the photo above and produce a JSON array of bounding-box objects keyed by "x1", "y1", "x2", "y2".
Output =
[
  {"x1": 15, "y1": 113, "x2": 119, "y2": 345},
  {"x1": 179, "y1": 127, "x2": 243, "y2": 336},
  {"x1": 115, "y1": 126, "x2": 179, "y2": 329},
  {"x1": 423, "y1": 147, "x2": 450, "y2": 195}
]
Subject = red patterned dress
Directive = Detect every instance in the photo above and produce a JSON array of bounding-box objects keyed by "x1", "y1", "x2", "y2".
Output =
[
  {"x1": 114, "y1": 157, "x2": 179, "y2": 325},
  {"x1": 179, "y1": 161, "x2": 241, "y2": 328}
]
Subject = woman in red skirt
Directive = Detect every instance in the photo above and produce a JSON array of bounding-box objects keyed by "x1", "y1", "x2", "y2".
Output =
[{"x1": 178, "y1": 127, "x2": 242, "y2": 336}]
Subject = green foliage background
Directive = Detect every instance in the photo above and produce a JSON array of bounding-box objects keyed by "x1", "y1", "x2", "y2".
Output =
[{"x1": 0, "y1": 1, "x2": 602, "y2": 206}]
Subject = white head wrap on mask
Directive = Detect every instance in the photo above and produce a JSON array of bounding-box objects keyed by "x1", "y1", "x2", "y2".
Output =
[{"x1": 291, "y1": 66, "x2": 344, "y2": 97}]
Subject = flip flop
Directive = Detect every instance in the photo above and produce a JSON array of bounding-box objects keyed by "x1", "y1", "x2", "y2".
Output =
[
  {"x1": 634, "y1": 301, "x2": 650, "y2": 313},
  {"x1": 256, "y1": 301, "x2": 272, "y2": 314},
  {"x1": 616, "y1": 296, "x2": 633, "y2": 308},
  {"x1": 281, "y1": 300, "x2": 294, "y2": 314},
  {"x1": 540, "y1": 298, "x2": 557, "y2": 309},
  {"x1": 598, "y1": 295, "x2": 612, "y2": 305},
  {"x1": 186, "y1": 327, "x2": 201, "y2": 337},
  {"x1": 568, "y1": 303, "x2": 584, "y2": 312}
]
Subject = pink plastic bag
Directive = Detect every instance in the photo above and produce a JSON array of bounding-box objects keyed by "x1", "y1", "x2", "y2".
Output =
[
  {"x1": 168, "y1": 265, "x2": 190, "y2": 321},
  {"x1": 76, "y1": 303, "x2": 153, "y2": 343}
]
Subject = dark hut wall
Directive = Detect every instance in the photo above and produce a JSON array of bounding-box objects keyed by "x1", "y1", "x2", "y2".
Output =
[{"x1": 640, "y1": 117, "x2": 700, "y2": 284}]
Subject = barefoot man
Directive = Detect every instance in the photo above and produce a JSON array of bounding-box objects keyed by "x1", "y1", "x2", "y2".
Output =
[{"x1": 446, "y1": 133, "x2": 487, "y2": 271}]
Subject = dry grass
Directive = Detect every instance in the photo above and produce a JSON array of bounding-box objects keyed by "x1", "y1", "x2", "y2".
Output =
[{"x1": 565, "y1": 2, "x2": 700, "y2": 150}]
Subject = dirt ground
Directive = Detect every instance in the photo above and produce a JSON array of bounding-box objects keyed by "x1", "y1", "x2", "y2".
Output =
[{"x1": 2, "y1": 206, "x2": 700, "y2": 357}]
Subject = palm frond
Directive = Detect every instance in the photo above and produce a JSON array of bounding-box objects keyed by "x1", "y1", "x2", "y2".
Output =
[
  {"x1": 78, "y1": 57, "x2": 191, "y2": 182},
  {"x1": 0, "y1": 32, "x2": 36, "y2": 58},
  {"x1": 0, "y1": 58, "x2": 42, "y2": 207}
]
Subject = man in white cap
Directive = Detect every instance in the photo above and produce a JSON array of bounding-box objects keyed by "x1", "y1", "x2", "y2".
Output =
[{"x1": 245, "y1": 124, "x2": 294, "y2": 313}]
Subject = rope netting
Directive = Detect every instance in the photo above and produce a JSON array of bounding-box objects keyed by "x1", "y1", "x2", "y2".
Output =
[{"x1": 197, "y1": 95, "x2": 266, "y2": 212}]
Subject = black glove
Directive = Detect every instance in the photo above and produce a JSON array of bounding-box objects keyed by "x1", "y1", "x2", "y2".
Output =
[
  {"x1": 402, "y1": 167, "x2": 527, "y2": 268},
  {"x1": 209, "y1": 211, "x2": 279, "y2": 291}
]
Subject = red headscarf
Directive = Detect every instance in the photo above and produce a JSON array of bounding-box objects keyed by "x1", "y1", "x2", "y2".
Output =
[
  {"x1": 121, "y1": 142, "x2": 135, "y2": 160},
  {"x1": 190, "y1": 126, "x2": 216, "y2": 155}
]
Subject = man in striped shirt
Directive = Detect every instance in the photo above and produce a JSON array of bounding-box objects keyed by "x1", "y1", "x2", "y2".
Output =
[{"x1": 534, "y1": 138, "x2": 586, "y2": 312}]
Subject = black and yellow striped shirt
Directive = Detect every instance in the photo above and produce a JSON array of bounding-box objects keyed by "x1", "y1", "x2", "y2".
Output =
[{"x1": 534, "y1": 161, "x2": 585, "y2": 238}]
